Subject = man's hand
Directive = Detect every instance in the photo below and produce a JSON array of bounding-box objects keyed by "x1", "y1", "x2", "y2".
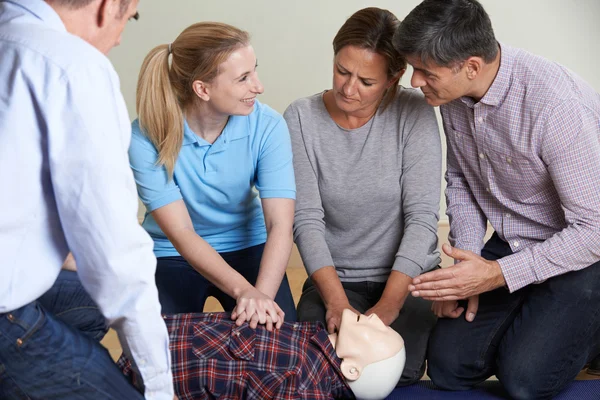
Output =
[
  {"x1": 325, "y1": 302, "x2": 360, "y2": 334},
  {"x1": 432, "y1": 295, "x2": 479, "y2": 322},
  {"x1": 231, "y1": 286, "x2": 285, "y2": 331},
  {"x1": 365, "y1": 299, "x2": 400, "y2": 326},
  {"x1": 409, "y1": 244, "x2": 505, "y2": 301}
]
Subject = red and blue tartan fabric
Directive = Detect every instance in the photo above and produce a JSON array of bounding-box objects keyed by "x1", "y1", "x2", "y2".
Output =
[{"x1": 117, "y1": 312, "x2": 354, "y2": 399}]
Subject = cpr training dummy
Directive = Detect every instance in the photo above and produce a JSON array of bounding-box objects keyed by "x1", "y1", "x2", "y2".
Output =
[{"x1": 118, "y1": 309, "x2": 405, "y2": 399}]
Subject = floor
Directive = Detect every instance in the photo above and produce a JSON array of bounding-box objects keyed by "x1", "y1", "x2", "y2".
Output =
[{"x1": 100, "y1": 261, "x2": 599, "y2": 381}]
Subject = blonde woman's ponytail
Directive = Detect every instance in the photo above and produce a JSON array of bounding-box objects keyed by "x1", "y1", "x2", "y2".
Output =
[{"x1": 136, "y1": 44, "x2": 183, "y2": 178}]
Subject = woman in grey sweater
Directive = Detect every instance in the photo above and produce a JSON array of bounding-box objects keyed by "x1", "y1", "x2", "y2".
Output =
[{"x1": 283, "y1": 7, "x2": 442, "y2": 385}]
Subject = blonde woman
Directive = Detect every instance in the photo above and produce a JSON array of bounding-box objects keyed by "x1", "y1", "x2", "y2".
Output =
[{"x1": 130, "y1": 22, "x2": 296, "y2": 328}]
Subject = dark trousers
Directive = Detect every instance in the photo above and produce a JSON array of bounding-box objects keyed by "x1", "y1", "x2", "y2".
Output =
[
  {"x1": 155, "y1": 243, "x2": 297, "y2": 321},
  {"x1": 427, "y1": 232, "x2": 600, "y2": 400},
  {"x1": 0, "y1": 270, "x2": 141, "y2": 399},
  {"x1": 297, "y1": 277, "x2": 436, "y2": 386}
]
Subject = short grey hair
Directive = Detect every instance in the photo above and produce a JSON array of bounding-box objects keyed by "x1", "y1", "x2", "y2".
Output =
[
  {"x1": 46, "y1": 0, "x2": 132, "y2": 18},
  {"x1": 393, "y1": 0, "x2": 498, "y2": 68}
]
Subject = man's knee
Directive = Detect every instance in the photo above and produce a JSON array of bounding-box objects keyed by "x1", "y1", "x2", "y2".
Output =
[
  {"x1": 427, "y1": 322, "x2": 492, "y2": 391},
  {"x1": 426, "y1": 339, "x2": 474, "y2": 390},
  {"x1": 497, "y1": 359, "x2": 565, "y2": 400}
]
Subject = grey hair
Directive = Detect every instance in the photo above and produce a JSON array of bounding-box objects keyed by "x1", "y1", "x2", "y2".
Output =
[
  {"x1": 393, "y1": 0, "x2": 498, "y2": 68},
  {"x1": 46, "y1": 0, "x2": 132, "y2": 17}
]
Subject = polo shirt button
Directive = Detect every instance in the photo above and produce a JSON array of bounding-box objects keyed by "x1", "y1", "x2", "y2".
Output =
[
  {"x1": 506, "y1": 157, "x2": 512, "y2": 164},
  {"x1": 479, "y1": 153, "x2": 485, "y2": 159},
  {"x1": 478, "y1": 116, "x2": 484, "y2": 123},
  {"x1": 513, "y1": 241, "x2": 520, "y2": 247}
]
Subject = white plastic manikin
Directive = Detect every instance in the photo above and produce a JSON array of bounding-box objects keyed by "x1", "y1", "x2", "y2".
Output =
[{"x1": 329, "y1": 309, "x2": 406, "y2": 400}]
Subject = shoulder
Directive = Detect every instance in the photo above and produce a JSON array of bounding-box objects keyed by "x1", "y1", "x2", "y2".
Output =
[
  {"x1": 251, "y1": 99, "x2": 284, "y2": 124},
  {"x1": 9, "y1": 23, "x2": 116, "y2": 81},
  {"x1": 129, "y1": 119, "x2": 158, "y2": 152},
  {"x1": 508, "y1": 45, "x2": 597, "y2": 110},
  {"x1": 383, "y1": 87, "x2": 435, "y2": 120},
  {"x1": 284, "y1": 92, "x2": 325, "y2": 118},
  {"x1": 392, "y1": 87, "x2": 431, "y2": 110}
]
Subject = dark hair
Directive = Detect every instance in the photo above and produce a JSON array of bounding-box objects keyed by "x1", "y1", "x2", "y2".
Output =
[
  {"x1": 333, "y1": 7, "x2": 406, "y2": 110},
  {"x1": 393, "y1": 0, "x2": 498, "y2": 68}
]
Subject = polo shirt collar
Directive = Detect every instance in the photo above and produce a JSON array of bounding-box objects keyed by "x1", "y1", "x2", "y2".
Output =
[
  {"x1": 4, "y1": 0, "x2": 66, "y2": 32},
  {"x1": 182, "y1": 112, "x2": 252, "y2": 146}
]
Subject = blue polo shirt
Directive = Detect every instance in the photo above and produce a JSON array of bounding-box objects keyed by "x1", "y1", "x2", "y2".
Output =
[{"x1": 129, "y1": 100, "x2": 296, "y2": 256}]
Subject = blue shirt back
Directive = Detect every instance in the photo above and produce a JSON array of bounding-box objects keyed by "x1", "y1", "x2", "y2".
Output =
[
  {"x1": 0, "y1": 0, "x2": 173, "y2": 395},
  {"x1": 129, "y1": 100, "x2": 296, "y2": 256}
]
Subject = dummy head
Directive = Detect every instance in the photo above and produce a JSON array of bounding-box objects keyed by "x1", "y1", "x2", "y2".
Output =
[{"x1": 334, "y1": 309, "x2": 406, "y2": 400}]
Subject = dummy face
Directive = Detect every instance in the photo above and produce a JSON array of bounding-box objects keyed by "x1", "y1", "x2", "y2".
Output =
[
  {"x1": 200, "y1": 45, "x2": 264, "y2": 117},
  {"x1": 96, "y1": 0, "x2": 140, "y2": 54},
  {"x1": 331, "y1": 45, "x2": 399, "y2": 117},
  {"x1": 406, "y1": 55, "x2": 471, "y2": 106},
  {"x1": 335, "y1": 309, "x2": 404, "y2": 381}
]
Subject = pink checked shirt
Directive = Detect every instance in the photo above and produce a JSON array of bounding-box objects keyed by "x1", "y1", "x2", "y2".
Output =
[{"x1": 441, "y1": 44, "x2": 600, "y2": 292}]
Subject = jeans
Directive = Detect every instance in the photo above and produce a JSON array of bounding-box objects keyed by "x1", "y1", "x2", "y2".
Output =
[
  {"x1": 297, "y1": 277, "x2": 437, "y2": 386},
  {"x1": 155, "y1": 243, "x2": 297, "y2": 321},
  {"x1": 427, "y1": 232, "x2": 600, "y2": 400},
  {"x1": 38, "y1": 270, "x2": 108, "y2": 341},
  {"x1": 0, "y1": 271, "x2": 142, "y2": 399}
]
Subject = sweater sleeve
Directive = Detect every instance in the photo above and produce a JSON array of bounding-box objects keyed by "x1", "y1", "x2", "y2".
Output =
[
  {"x1": 284, "y1": 102, "x2": 335, "y2": 276},
  {"x1": 393, "y1": 95, "x2": 442, "y2": 277}
]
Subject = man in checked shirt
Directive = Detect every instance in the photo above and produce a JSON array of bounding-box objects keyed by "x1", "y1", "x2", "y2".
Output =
[
  {"x1": 393, "y1": 0, "x2": 600, "y2": 399},
  {"x1": 119, "y1": 309, "x2": 406, "y2": 400}
]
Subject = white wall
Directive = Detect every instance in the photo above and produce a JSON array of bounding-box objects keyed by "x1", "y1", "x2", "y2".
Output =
[{"x1": 108, "y1": 0, "x2": 600, "y2": 220}]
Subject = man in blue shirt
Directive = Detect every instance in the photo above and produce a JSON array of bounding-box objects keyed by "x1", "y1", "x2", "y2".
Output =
[{"x1": 0, "y1": 0, "x2": 174, "y2": 398}]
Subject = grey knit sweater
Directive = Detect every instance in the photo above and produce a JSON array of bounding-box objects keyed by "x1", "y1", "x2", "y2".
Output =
[{"x1": 284, "y1": 88, "x2": 442, "y2": 282}]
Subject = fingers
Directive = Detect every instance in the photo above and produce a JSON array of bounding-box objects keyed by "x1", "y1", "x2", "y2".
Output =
[
  {"x1": 442, "y1": 243, "x2": 476, "y2": 262},
  {"x1": 274, "y1": 303, "x2": 285, "y2": 330},
  {"x1": 234, "y1": 310, "x2": 247, "y2": 326},
  {"x1": 326, "y1": 317, "x2": 339, "y2": 334},
  {"x1": 411, "y1": 267, "x2": 457, "y2": 285},
  {"x1": 265, "y1": 315, "x2": 273, "y2": 332},
  {"x1": 233, "y1": 291, "x2": 286, "y2": 330},
  {"x1": 465, "y1": 295, "x2": 479, "y2": 322},
  {"x1": 412, "y1": 286, "x2": 461, "y2": 301},
  {"x1": 249, "y1": 312, "x2": 260, "y2": 329},
  {"x1": 431, "y1": 301, "x2": 464, "y2": 318}
]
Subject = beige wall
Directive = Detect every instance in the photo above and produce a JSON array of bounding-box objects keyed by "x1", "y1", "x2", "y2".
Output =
[{"x1": 110, "y1": 0, "x2": 600, "y2": 221}]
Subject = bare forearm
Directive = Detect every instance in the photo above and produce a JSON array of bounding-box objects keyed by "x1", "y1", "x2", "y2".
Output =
[
  {"x1": 310, "y1": 266, "x2": 349, "y2": 307},
  {"x1": 255, "y1": 224, "x2": 293, "y2": 298},
  {"x1": 172, "y1": 228, "x2": 253, "y2": 299},
  {"x1": 379, "y1": 271, "x2": 411, "y2": 310}
]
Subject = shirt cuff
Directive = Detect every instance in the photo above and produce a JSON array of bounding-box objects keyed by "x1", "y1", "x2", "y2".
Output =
[
  {"x1": 452, "y1": 240, "x2": 484, "y2": 258},
  {"x1": 144, "y1": 190, "x2": 182, "y2": 212},
  {"x1": 392, "y1": 257, "x2": 422, "y2": 278},
  {"x1": 142, "y1": 370, "x2": 175, "y2": 400},
  {"x1": 497, "y1": 249, "x2": 538, "y2": 292},
  {"x1": 258, "y1": 189, "x2": 296, "y2": 199}
]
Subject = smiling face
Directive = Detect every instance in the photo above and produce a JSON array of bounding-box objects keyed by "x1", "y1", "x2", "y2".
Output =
[
  {"x1": 335, "y1": 309, "x2": 404, "y2": 381},
  {"x1": 331, "y1": 45, "x2": 394, "y2": 118},
  {"x1": 204, "y1": 45, "x2": 264, "y2": 116},
  {"x1": 406, "y1": 55, "x2": 472, "y2": 106}
]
